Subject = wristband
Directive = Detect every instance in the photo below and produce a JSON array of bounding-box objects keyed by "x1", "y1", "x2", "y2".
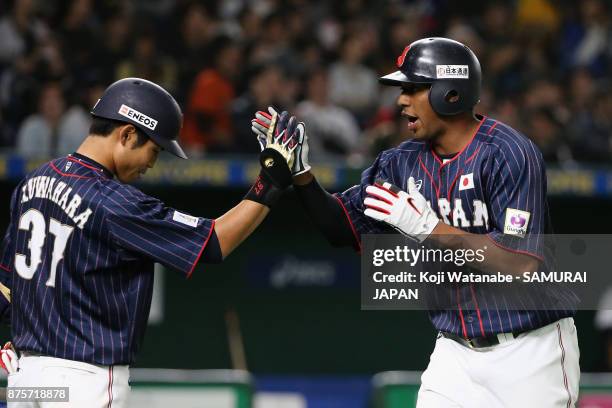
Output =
[
  {"x1": 244, "y1": 170, "x2": 284, "y2": 207},
  {"x1": 244, "y1": 147, "x2": 293, "y2": 207}
]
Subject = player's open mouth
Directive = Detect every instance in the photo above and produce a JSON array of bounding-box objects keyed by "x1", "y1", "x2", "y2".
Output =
[{"x1": 405, "y1": 114, "x2": 419, "y2": 130}]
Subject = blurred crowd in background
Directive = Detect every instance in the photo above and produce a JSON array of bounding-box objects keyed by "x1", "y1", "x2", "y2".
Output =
[{"x1": 1, "y1": 0, "x2": 612, "y2": 166}]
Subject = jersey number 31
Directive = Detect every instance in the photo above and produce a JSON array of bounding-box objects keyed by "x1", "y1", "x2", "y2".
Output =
[{"x1": 15, "y1": 209, "x2": 75, "y2": 287}]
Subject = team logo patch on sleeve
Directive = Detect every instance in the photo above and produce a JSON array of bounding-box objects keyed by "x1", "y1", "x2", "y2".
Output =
[
  {"x1": 172, "y1": 210, "x2": 199, "y2": 227},
  {"x1": 436, "y1": 65, "x2": 469, "y2": 79},
  {"x1": 458, "y1": 173, "x2": 474, "y2": 191},
  {"x1": 503, "y1": 208, "x2": 530, "y2": 237}
]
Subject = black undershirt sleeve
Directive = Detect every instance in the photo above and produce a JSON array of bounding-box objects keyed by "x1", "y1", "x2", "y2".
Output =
[
  {"x1": 200, "y1": 230, "x2": 223, "y2": 263},
  {"x1": 294, "y1": 177, "x2": 359, "y2": 250}
]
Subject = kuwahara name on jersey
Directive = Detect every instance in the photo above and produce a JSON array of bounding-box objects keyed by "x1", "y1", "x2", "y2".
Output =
[
  {"x1": 20, "y1": 175, "x2": 93, "y2": 229},
  {"x1": 433, "y1": 198, "x2": 489, "y2": 229}
]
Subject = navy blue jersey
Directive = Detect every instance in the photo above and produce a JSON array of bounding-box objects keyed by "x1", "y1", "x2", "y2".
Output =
[
  {"x1": 338, "y1": 116, "x2": 575, "y2": 337},
  {"x1": 0, "y1": 154, "x2": 214, "y2": 365}
]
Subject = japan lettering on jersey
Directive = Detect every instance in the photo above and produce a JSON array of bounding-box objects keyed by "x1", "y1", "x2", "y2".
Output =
[
  {"x1": 0, "y1": 155, "x2": 214, "y2": 365},
  {"x1": 336, "y1": 116, "x2": 575, "y2": 337}
]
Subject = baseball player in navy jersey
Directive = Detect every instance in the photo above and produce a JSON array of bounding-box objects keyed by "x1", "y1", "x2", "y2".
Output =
[
  {"x1": 0, "y1": 77, "x2": 299, "y2": 407},
  {"x1": 253, "y1": 38, "x2": 580, "y2": 407}
]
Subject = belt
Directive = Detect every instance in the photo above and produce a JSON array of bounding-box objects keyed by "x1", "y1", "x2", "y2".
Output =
[
  {"x1": 20, "y1": 350, "x2": 42, "y2": 357},
  {"x1": 440, "y1": 330, "x2": 529, "y2": 349}
]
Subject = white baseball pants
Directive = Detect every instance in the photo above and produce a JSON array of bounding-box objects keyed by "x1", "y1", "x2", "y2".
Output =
[
  {"x1": 417, "y1": 317, "x2": 580, "y2": 408},
  {"x1": 7, "y1": 353, "x2": 129, "y2": 407}
]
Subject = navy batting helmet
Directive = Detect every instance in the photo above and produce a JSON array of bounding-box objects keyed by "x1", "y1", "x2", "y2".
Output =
[
  {"x1": 379, "y1": 37, "x2": 481, "y2": 116},
  {"x1": 91, "y1": 78, "x2": 187, "y2": 159}
]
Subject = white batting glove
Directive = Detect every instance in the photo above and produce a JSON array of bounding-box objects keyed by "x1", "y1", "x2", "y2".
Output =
[
  {"x1": 364, "y1": 177, "x2": 440, "y2": 242},
  {"x1": 252, "y1": 106, "x2": 311, "y2": 176},
  {"x1": 252, "y1": 106, "x2": 277, "y2": 151},
  {"x1": 0, "y1": 342, "x2": 18, "y2": 374}
]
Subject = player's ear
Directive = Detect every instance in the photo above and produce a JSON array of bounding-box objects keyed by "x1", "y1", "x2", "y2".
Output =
[{"x1": 118, "y1": 125, "x2": 137, "y2": 147}]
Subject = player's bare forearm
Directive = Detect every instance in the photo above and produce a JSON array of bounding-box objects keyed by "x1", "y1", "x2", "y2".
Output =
[
  {"x1": 429, "y1": 223, "x2": 539, "y2": 276},
  {"x1": 214, "y1": 200, "x2": 270, "y2": 258}
]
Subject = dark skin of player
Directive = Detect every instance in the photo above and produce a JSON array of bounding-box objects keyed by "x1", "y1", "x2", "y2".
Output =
[
  {"x1": 294, "y1": 85, "x2": 539, "y2": 276},
  {"x1": 77, "y1": 124, "x2": 269, "y2": 258}
]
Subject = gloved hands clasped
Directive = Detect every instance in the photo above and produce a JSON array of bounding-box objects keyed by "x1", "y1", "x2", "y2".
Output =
[
  {"x1": 244, "y1": 109, "x2": 300, "y2": 207},
  {"x1": 252, "y1": 106, "x2": 311, "y2": 176}
]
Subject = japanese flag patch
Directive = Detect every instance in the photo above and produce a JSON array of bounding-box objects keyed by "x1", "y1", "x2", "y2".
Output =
[
  {"x1": 503, "y1": 208, "x2": 531, "y2": 238},
  {"x1": 458, "y1": 173, "x2": 474, "y2": 191}
]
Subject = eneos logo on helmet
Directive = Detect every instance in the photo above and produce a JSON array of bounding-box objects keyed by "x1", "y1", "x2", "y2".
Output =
[
  {"x1": 436, "y1": 65, "x2": 469, "y2": 79},
  {"x1": 118, "y1": 104, "x2": 158, "y2": 131}
]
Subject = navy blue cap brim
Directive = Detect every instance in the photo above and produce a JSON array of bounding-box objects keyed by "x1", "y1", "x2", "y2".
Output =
[
  {"x1": 379, "y1": 70, "x2": 411, "y2": 86},
  {"x1": 379, "y1": 70, "x2": 434, "y2": 86},
  {"x1": 150, "y1": 136, "x2": 188, "y2": 159}
]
